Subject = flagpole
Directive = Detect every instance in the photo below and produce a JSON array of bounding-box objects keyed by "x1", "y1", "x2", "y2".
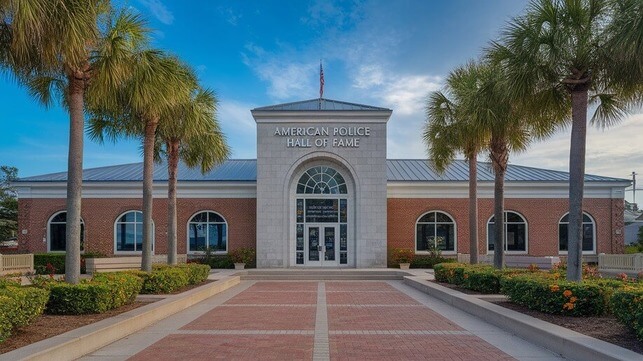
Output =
[{"x1": 319, "y1": 60, "x2": 324, "y2": 110}]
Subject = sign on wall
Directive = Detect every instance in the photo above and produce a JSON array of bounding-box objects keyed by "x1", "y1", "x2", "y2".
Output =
[{"x1": 274, "y1": 126, "x2": 370, "y2": 148}]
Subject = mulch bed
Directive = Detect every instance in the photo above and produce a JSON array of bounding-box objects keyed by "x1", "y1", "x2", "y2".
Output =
[
  {"x1": 492, "y1": 301, "x2": 643, "y2": 354},
  {"x1": 0, "y1": 301, "x2": 147, "y2": 354},
  {"x1": 432, "y1": 280, "x2": 642, "y2": 354}
]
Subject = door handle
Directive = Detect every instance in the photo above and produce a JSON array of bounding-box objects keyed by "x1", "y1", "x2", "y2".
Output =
[{"x1": 318, "y1": 245, "x2": 323, "y2": 252}]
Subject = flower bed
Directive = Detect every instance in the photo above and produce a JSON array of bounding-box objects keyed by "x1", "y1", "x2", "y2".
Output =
[{"x1": 434, "y1": 262, "x2": 643, "y2": 337}]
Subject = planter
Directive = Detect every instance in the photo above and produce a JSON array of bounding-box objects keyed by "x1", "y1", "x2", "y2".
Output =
[
  {"x1": 234, "y1": 263, "x2": 246, "y2": 270},
  {"x1": 399, "y1": 263, "x2": 411, "y2": 270}
]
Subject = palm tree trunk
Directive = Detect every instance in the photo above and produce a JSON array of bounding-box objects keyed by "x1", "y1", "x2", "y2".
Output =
[
  {"x1": 491, "y1": 138, "x2": 508, "y2": 269},
  {"x1": 468, "y1": 155, "x2": 479, "y2": 264},
  {"x1": 142, "y1": 117, "x2": 159, "y2": 272},
  {"x1": 567, "y1": 88, "x2": 589, "y2": 281},
  {"x1": 167, "y1": 140, "x2": 180, "y2": 265},
  {"x1": 64, "y1": 75, "x2": 85, "y2": 284}
]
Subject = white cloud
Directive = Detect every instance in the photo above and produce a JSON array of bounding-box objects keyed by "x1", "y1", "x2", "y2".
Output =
[
  {"x1": 374, "y1": 74, "x2": 442, "y2": 116},
  {"x1": 512, "y1": 113, "x2": 643, "y2": 178},
  {"x1": 218, "y1": 6, "x2": 243, "y2": 26},
  {"x1": 218, "y1": 99, "x2": 257, "y2": 159},
  {"x1": 353, "y1": 64, "x2": 384, "y2": 89},
  {"x1": 137, "y1": 0, "x2": 174, "y2": 25},
  {"x1": 242, "y1": 44, "x2": 318, "y2": 100}
]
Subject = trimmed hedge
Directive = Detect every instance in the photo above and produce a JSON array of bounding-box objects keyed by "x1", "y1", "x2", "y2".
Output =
[
  {"x1": 138, "y1": 263, "x2": 211, "y2": 294},
  {"x1": 411, "y1": 255, "x2": 456, "y2": 269},
  {"x1": 501, "y1": 275, "x2": 609, "y2": 316},
  {"x1": 45, "y1": 272, "x2": 142, "y2": 314},
  {"x1": 193, "y1": 255, "x2": 234, "y2": 269},
  {"x1": 434, "y1": 263, "x2": 534, "y2": 294},
  {"x1": 0, "y1": 286, "x2": 50, "y2": 342},
  {"x1": 610, "y1": 287, "x2": 643, "y2": 341},
  {"x1": 34, "y1": 252, "x2": 106, "y2": 275}
]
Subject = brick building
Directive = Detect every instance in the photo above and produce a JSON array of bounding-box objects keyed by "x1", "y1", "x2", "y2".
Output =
[{"x1": 14, "y1": 98, "x2": 630, "y2": 267}]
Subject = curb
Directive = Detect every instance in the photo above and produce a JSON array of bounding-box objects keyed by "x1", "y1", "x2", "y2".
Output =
[
  {"x1": 403, "y1": 276, "x2": 642, "y2": 361},
  {"x1": 1, "y1": 275, "x2": 241, "y2": 361}
]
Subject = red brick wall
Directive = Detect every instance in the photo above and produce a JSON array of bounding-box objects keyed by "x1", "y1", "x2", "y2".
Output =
[
  {"x1": 18, "y1": 195, "x2": 624, "y2": 258},
  {"x1": 17, "y1": 198, "x2": 256, "y2": 255},
  {"x1": 387, "y1": 197, "x2": 623, "y2": 256}
]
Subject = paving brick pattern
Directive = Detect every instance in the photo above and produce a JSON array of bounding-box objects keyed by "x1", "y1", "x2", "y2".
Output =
[{"x1": 129, "y1": 281, "x2": 516, "y2": 361}]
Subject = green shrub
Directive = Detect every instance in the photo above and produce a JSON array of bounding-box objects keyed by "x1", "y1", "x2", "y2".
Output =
[
  {"x1": 34, "y1": 252, "x2": 107, "y2": 275},
  {"x1": 34, "y1": 254, "x2": 65, "y2": 275},
  {"x1": 0, "y1": 295, "x2": 16, "y2": 342},
  {"x1": 192, "y1": 255, "x2": 234, "y2": 269},
  {"x1": 433, "y1": 263, "x2": 467, "y2": 285},
  {"x1": 44, "y1": 272, "x2": 141, "y2": 314},
  {"x1": 139, "y1": 266, "x2": 189, "y2": 294},
  {"x1": 411, "y1": 255, "x2": 455, "y2": 269},
  {"x1": 137, "y1": 264, "x2": 211, "y2": 294},
  {"x1": 610, "y1": 287, "x2": 643, "y2": 341},
  {"x1": 0, "y1": 286, "x2": 49, "y2": 342},
  {"x1": 461, "y1": 267, "x2": 502, "y2": 294},
  {"x1": 181, "y1": 264, "x2": 210, "y2": 285},
  {"x1": 501, "y1": 276, "x2": 609, "y2": 316}
]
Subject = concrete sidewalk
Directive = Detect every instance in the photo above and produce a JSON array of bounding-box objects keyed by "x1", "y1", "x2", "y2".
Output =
[{"x1": 79, "y1": 280, "x2": 564, "y2": 361}]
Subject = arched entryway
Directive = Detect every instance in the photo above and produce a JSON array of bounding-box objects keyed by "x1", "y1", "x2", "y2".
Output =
[{"x1": 291, "y1": 164, "x2": 353, "y2": 267}]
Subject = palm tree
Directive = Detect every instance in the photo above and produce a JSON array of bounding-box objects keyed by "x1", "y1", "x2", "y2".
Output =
[
  {"x1": 1, "y1": 1, "x2": 148, "y2": 283},
  {"x1": 467, "y1": 62, "x2": 558, "y2": 269},
  {"x1": 424, "y1": 62, "x2": 489, "y2": 264},
  {"x1": 156, "y1": 88, "x2": 230, "y2": 265},
  {"x1": 489, "y1": 0, "x2": 643, "y2": 280},
  {"x1": 89, "y1": 53, "x2": 196, "y2": 272}
]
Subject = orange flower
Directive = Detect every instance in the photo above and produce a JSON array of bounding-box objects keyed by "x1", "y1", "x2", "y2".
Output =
[
  {"x1": 463, "y1": 274, "x2": 469, "y2": 279},
  {"x1": 552, "y1": 272, "x2": 560, "y2": 280},
  {"x1": 569, "y1": 296, "x2": 577, "y2": 303},
  {"x1": 563, "y1": 290, "x2": 572, "y2": 298},
  {"x1": 550, "y1": 285, "x2": 560, "y2": 292},
  {"x1": 563, "y1": 302, "x2": 575, "y2": 310}
]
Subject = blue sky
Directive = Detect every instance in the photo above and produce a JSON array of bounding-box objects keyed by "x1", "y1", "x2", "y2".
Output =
[{"x1": 0, "y1": 0, "x2": 641, "y2": 205}]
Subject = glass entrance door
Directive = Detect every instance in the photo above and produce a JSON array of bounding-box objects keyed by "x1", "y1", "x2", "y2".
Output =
[{"x1": 306, "y1": 225, "x2": 338, "y2": 266}]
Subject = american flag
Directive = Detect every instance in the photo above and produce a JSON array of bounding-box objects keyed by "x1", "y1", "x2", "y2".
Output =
[{"x1": 319, "y1": 61, "x2": 324, "y2": 99}]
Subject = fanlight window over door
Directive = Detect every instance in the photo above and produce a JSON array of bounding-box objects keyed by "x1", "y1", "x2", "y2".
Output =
[{"x1": 296, "y1": 166, "x2": 348, "y2": 194}]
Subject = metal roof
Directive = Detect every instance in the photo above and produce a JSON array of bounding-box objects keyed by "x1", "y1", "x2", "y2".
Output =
[
  {"x1": 386, "y1": 159, "x2": 629, "y2": 183},
  {"x1": 252, "y1": 98, "x2": 391, "y2": 112},
  {"x1": 18, "y1": 160, "x2": 257, "y2": 182},
  {"x1": 17, "y1": 159, "x2": 628, "y2": 183}
]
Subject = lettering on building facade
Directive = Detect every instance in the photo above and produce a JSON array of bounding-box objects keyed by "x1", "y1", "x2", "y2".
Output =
[{"x1": 274, "y1": 126, "x2": 371, "y2": 148}]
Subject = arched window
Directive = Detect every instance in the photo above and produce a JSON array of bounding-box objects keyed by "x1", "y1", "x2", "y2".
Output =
[
  {"x1": 48, "y1": 211, "x2": 84, "y2": 252},
  {"x1": 487, "y1": 211, "x2": 527, "y2": 252},
  {"x1": 559, "y1": 212, "x2": 596, "y2": 253},
  {"x1": 416, "y1": 211, "x2": 456, "y2": 253},
  {"x1": 187, "y1": 211, "x2": 227, "y2": 253},
  {"x1": 114, "y1": 211, "x2": 152, "y2": 252},
  {"x1": 296, "y1": 166, "x2": 347, "y2": 194}
]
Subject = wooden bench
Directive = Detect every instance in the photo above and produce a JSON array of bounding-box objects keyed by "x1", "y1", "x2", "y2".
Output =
[
  {"x1": 85, "y1": 257, "x2": 142, "y2": 274},
  {"x1": 85, "y1": 254, "x2": 188, "y2": 274},
  {"x1": 505, "y1": 256, "x2": 561, "y2": 270}
]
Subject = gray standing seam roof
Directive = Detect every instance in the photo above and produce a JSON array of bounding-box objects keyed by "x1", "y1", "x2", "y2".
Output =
[
  {"x1": 17, "y1": 159, "x2": 629, "y2": 183},
  {"x1": 252, "y1": 98, "x2": 391, "y2": 112}
]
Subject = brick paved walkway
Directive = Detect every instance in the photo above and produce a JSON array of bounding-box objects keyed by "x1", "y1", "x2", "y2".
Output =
[{"x1": 81, "y1": 281, "x2": 564, "y2": 361}]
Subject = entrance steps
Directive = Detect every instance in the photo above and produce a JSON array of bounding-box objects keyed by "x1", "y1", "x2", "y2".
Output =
[{"x1": 239, "y1": 268, "x2": 415, "y2": 281}]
